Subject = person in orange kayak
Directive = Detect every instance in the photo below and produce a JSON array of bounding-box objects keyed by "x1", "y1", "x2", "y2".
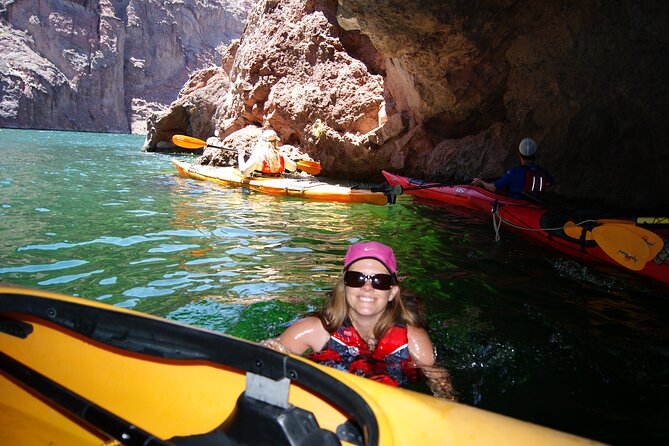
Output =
[
  {"x1": 471, "y1": 137, "x2": 553, "y2": 199},
  {"x1": 260, "y1": 241, "x2": 455, "y2": 400},
  {"x1": 238, "y1": 129, "x2": 298, "y2": 176}
]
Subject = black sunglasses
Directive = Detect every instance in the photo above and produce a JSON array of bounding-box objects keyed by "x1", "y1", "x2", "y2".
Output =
[{"x1": 344, "y1": 271, "x2": 395, "y2": 290}]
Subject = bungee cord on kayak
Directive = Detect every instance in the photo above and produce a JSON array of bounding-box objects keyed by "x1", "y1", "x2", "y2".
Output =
[
  {"x1": 487, "y1": 200, "x2": 663, "y2": 271},
  {"x1": 382, "y1": 170, "x2": 669, "y2": 286}
]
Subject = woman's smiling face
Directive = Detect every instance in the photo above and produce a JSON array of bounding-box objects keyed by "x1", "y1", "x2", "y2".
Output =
[{"x1": 344, "y1": 258, "x2": 398, "y2": 321}]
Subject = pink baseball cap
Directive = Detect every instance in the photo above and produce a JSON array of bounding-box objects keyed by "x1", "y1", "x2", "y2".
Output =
[{"x1": 343, "y1": 241, "x2": 398, "y2": 277}]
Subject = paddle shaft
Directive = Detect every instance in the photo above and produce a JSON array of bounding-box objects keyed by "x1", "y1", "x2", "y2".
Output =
[
  {"x1": 173, "y1": 134, "x2": 272, "y2": 153},
  {"x1": 522, "y1": 191, "x2": 669, "y2": 225},
  {"x1": 521, "y1": 192, "x2": 581, "y2": 221},
  {"x1": 199, "y1": 141, "x2": 236, "y2": 153},
  {"x1": 403, "y1": 182, "x2": 457, "y2": 191},
  {"x1": 636, "y1": 216, "x2": 669, "y2": 225},
  {"x1": 399, "y1": 178, "x2": 497, "y2": 192}
]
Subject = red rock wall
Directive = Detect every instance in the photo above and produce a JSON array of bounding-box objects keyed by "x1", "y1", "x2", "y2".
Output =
[{"x1": 148, "y1": 0, "x2": 669, "y2": 210}]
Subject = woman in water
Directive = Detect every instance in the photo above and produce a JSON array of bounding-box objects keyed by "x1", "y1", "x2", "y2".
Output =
[{"x1": 260, "y1": 241, "x2": 455, "y2": 399}]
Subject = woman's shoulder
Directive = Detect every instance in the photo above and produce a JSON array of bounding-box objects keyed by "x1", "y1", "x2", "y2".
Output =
[
  {"x1": 282, "y1": 316, "x2": 329, "y2": 342},
  {"x1": 406, "y1": 324, "x2": 436, "y2": 366},
  {"x1": 292, "y1": 316, "x2": 327, "y2": 331},
  {"x1": 279, "y1": 316, "x2": 330, "y2": 355},
  {"x1": 406, "y1": 324, "x2": 430, "y2": 339}
]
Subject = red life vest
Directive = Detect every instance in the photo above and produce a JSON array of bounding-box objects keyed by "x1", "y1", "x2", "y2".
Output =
[
  {"x1": 306, "y1": 322, "x2": 419, "y2": 386},
  {"x1": 260, "y1": 155, "x2": 285, "y2": 174},
  {"x1": 521, "y1": 164, "x2": 549, "y2": 196}
]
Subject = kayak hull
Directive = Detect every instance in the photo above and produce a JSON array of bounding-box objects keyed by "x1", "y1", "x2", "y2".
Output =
[
  {"x1": 0, "y1": 285, "x2": 601, "y2": 445},
  {"x1": 382, "y1": 171, "x2": 669, "y2": 286},
  {"x1": 173, "y1": 160, "x2": 388, "y2": 205},
  {"x1": 380, "y1": 171, "x2": 541, "y2": 212}
]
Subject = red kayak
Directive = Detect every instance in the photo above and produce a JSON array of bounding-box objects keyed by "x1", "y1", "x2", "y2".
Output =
[{"x1": 382, "y1": 171, "x2": 669, "y2": 287}]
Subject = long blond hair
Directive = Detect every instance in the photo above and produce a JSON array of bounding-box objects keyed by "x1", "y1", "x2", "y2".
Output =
[
  {"x1": 253, "y1": 139, "x2": 282, "y2": 171},
  {"x1": 314, "y1": 276, "x2": 427, "y2": 340}
]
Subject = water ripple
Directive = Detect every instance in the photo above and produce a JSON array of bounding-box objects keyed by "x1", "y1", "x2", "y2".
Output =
[
  {"x1": 0, "y1": 260, "x2": 88, "y2": 274},
  {"x1": 148, "y1": 243, "x2": 200, "y2": 253},
  {"x1": 39, "y1": 269, "x2": 104, "y2": 285},
  {"x1": 123, "y1": 286, "x2": 178, "y2": 298},
  {"x1": 18, "y1": 235, "x2": 170, "y2": 251}
]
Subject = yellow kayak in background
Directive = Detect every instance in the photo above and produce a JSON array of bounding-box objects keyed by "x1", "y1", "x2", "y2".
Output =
[
  {"x1": 172, "y1": 160, "x2": 390, "y2": 205},
  {"x1": 0, "y1": 285, "x2": 601, "y2": 445}
]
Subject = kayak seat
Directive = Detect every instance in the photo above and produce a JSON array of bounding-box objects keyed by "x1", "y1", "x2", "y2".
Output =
[
  {"x1": 171, "y1": 372, "x2": 344, "y2": 445},
  {"x1": 540, "y1": 211, "x2": 597, "y2": 247},
  {"x1": 223, "y1": 393, "x2": 340, "y2": 446},
  {"x1": 170, "y1": 392, "x2": 341, "y2": 446}
]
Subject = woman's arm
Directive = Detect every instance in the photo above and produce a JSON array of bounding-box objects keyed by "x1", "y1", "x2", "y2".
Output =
[
  {"x1": 238, "y1": 148, "x2": 262, "y2": 176},
  {"x1": 407, "y1": 325, "x2": 456, "y2": 400},
  {"x1": 282, "y1": 155, "x2": 297, "y2": 172},
  {"x1": 260, "y1": 316, "x2": 329, "y2": 355},
  {"x1": 421, "y1": 364, "x2": 456, "y2": 401}
]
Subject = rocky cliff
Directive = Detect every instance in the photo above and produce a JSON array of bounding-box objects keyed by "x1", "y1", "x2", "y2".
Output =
[
  {"x1": 138, "y1": 0, "x2": 669, "y2": 209},
  {"x1": 0, "y1": 0, "x2": 253, "y2": 133}
]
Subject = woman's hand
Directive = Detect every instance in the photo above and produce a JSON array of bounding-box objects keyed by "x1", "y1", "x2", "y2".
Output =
[
  {"x1": 258, "y1": 338, "x2": 291, "y2": 354},
  {"x1": 421, "y1": 364, "x2": 457, "y2": 401}
]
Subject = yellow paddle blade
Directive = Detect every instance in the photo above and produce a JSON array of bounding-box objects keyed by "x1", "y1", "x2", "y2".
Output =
[
  {"x1": 563, "y1": 221, "x2": 591, "y2": 240},
  {"x1": 611, "y1": 224, "x2": 664, "y2": 261},
  {"x1": 563, "y1": 219, "x2": 635, "y2": 242},
  {"x1": 598, "y1": 218, "x2": 634, "y2": 225},
  {"x1": 297, "y1": 160, "x2": 321, "y2": 175},
  {"x1": 591, "y1": 225, "x2": 649, "y2": 271},
  {"x1": 172, "y1": 134, "x2": 207, "y2": 149}
]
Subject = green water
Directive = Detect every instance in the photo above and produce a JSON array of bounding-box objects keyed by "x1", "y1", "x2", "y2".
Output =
[{"x1": 1, "y1": 128, "x2": 667, "y2": 444}]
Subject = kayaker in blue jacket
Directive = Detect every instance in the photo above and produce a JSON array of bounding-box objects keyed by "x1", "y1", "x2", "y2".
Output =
[
  {"x1": 471, "y1": 138, "x2": 553, "y2": 199},
  {"x1": 259, "y1": 241, "x2": 456, "y2": 400}
]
